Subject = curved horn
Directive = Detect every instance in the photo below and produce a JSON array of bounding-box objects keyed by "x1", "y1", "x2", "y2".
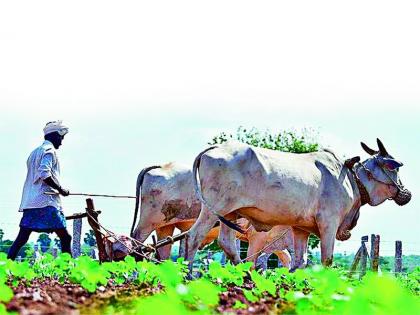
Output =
[
  {"x1": 361, "y1": 142, "x2": 378, "y2": 155},
  {"x1": 376, "y1": 138, "x2": 389, "y2": 156}
]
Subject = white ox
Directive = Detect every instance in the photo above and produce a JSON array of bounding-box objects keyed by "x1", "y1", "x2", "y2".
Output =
[
  {"x1": 130, "y1": 163, "x2": 293, "y2": 266},
  {"x1": 182, "y1": 139, "x2": 411, "y2": 269}
]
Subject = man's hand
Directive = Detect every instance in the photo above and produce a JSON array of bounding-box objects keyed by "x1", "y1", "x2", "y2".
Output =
[
  {"x1": 44, "y1": 176, "x2": 69, "y2": 196},
  {"x1": 59, "y1": 187, "x2": 70, "y2": 196}
]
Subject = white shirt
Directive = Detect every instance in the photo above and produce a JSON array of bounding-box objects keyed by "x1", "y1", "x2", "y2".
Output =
[{"x1": 19, "y1": 140, "x2": 62, "y2": 211}]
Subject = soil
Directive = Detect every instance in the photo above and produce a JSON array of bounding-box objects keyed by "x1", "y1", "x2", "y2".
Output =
[
  {"x1": 6, "y1": 280, "x2": 287, "y2": 314},
  {"x1": 6, "y1": 280, "x2": 159, "y2": 315},
  {"x1": 6, "y1": 279, "x2": 89, "y2": 315}
]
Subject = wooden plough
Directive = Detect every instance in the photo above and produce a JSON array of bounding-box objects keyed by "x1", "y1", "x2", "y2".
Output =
[{"x1": 66, "y1": 198, "x2": 188, "y2": 263}]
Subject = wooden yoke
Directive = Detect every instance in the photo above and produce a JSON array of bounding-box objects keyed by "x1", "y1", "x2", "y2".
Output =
[{"x1": 85, "y1": 198, "x2": 109, "y2": 263}]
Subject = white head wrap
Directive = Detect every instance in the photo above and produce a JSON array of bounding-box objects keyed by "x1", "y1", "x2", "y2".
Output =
[{"x1": 43, "y1": 120, "x2": 69, "y2": 136}]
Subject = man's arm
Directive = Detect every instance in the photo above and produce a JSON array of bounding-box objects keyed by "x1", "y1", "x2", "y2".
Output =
[
  {"x1": 43, "y1": 176, "x2": 70, "y2": 196},
  {"x1": 38, "y1": 151, "x2": 70, "y2": 196}
]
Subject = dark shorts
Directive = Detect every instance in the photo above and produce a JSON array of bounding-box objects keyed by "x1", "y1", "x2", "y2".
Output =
[{"x1": 20, "y1": 206, "x2": 67, "y2": 233}]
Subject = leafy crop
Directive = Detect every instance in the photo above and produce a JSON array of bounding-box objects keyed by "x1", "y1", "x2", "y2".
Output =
[{"x1": 0, "y1": 253, "x2": 419, "y2": 314}]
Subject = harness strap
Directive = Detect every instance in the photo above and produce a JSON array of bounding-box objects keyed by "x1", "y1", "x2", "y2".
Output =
[{"x1": 344, "y1": 159, "x2": 371, "y2": 206}]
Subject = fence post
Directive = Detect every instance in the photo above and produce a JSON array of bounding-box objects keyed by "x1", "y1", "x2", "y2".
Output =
[
  {"x1": 72, "y1": 218, "x2": 82, "y2": 258},
  {"x1": 349, "y1": 235, "x2": 368, "y2": 279},
  {"x1": 349, "y1": 247, "x2": 362, "y2": 277},
  {"x1": 395, "y1": 240, "x2": 402, "y2": 274},
  {"x1": 370, "y1": 234, "x2": 375, "y2": 268},
  {"x1": 371, "y1": 234, "x2": 380, "y2": 272},
  {"x1": 360, "y1": 241, "x2": 368, "y2": 278}
]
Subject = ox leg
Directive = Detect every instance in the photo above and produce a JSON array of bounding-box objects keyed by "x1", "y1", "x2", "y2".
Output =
[
  {"x1": 182, "y1": 206, "x2": 219, "y2": 265},
  {"x1": 155, "y1": 225, "x2": 175, "y2": 260},
  {"x1": 316, "y1": 213, "x2": 339, "y2": 267},
  {"x1": 246, "y1": 237, "x2": 265, "y2": 267},
  {"x1": 133, "y1": 224, "x2": 154, "y2": 245},
  {"x1": 291, "y1": 227, "x2": 310, "y2": 271},
  {"x1": 218, "y1": 216, "x2": 241, "y2": 264},
  {"x1": 319, "y1": 226, "x2": 338, "y2": 267},
  {"x1": 274, "y1": 250, "x2": 292, "y2": 269}
]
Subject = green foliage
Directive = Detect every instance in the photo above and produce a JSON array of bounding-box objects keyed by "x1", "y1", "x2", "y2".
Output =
[
  {"x1": 206, "y1": 261, "x2": 253, "y2": 286},
  {"x1": 37, "y1": 233, "x2": 51, "y2": 253},
  {"x1": 83, "y1": 230, "x2": 97, "y2": 247},
  {"x1": 209, "y1": 126, "x2": 319, "y2": 154},
  {"x1": 398, "y1": 266, "x2": 420, "y2": 296},
  {"x1": 0, "y1": 253, "x2": 419, "y2": 314},
  {"x1": 233, "y1": 300, "x2": 247, "y2": 309},
  {"x1": 0, "y1": 241, "x2": 12, "y2": 255}
]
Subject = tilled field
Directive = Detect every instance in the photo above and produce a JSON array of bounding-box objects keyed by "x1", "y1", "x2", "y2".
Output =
[{"x1": 1, "y1": 253, "x2": 419, "y2": 315}]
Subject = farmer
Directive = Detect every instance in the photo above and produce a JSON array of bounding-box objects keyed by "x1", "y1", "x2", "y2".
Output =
[{"x1": 7, "y1": 121, "x2": 72, "y2": 260}]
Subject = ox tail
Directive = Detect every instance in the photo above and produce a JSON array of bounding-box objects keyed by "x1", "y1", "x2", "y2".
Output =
[
  {"x1": 130, "y1": 165, "x2": 161, "y2": 237},
  {"x1": 193, "y1": 146, "x2": 245, "y2": 234}
]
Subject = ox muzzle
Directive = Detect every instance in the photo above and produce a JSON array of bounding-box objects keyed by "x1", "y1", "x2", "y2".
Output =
[{"x1": 393, "y1": 187, "x2": 412, "y2": 206}]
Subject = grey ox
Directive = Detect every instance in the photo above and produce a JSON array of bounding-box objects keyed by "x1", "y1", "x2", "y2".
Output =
[
  {"x1": 130, "y1": 162, "x2": 294, "y2": 266},
  {"x1": 182, "y1": 139, "x2": 411, "y2": 269}
]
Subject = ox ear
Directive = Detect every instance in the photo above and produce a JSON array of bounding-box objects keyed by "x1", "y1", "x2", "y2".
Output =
[
  {"x1": 377, "y1": 138, "x2": 389, "y2": 156},
  {"x1": 380, "y1": 158, "x2": 403, "y2": 171},
  {"x1": 361, "y1": 142, "x2": 378, "y2": 155}
]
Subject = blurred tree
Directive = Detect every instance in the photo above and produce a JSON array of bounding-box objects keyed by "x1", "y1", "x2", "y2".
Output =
[
  {"x1": 0, "y1": 240, "x2": 12, "y2": 254},
  {"x1": 37, "y1": 233, "x2": 52, "y2": 253},
  {"x1": 84, "y1": 229, "x2": 97, "y2": 247},
  {"x1": 53, "y1": 237, "x2": 62, "y2": 250},
  {"x1": 0, "y1": 228, "x2": 4, "y2": 243},
  {"x1": 210, "y1": 126, "x2": 321, "y2": 249}
]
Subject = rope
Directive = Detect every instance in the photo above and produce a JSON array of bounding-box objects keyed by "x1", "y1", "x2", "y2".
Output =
[
  {"x1": 44, "y1": 192, "x2": 135, "y2": 199},
  {"x1": 85, "y1": 212, "x2": 159, "y2": 263},
  {"x1": 240, "y1": 229, "x2": 289, "y2": 262}
]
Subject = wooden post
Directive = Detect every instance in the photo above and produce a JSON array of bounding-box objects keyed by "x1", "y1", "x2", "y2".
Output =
[
  {"x1": 395, "y1": 240, "x2": 402, "y2": 274},
  {"x1": 370, "y1": 234, "x2": 376, "y2": 268},
  {"x1": 349, "y1": 247, "x2": 362, "y2": 277},
  {"x1": 72, "y1": 218, "x2": 82, "y2": 258},
  {"x1": 371, "y1": 234, "x2": 380, "y2": 272},
  {"x1": 360, "y1": 242, "x2": 368, "y2": 279},
  {"x1": 349, "y1": 235, "x2": 368, "y2": 278},
  {"x1": 85, "y1": 198, "x2": 108, "y2": 262}
]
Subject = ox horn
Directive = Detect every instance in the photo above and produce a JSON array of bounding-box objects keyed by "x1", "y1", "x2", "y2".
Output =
[
  {"x1": 360, "y1": 142, "x2": 378, "y2": 155},
  {"x1": 376, "y1": 138, "x2": 389, "y2": 156}
]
